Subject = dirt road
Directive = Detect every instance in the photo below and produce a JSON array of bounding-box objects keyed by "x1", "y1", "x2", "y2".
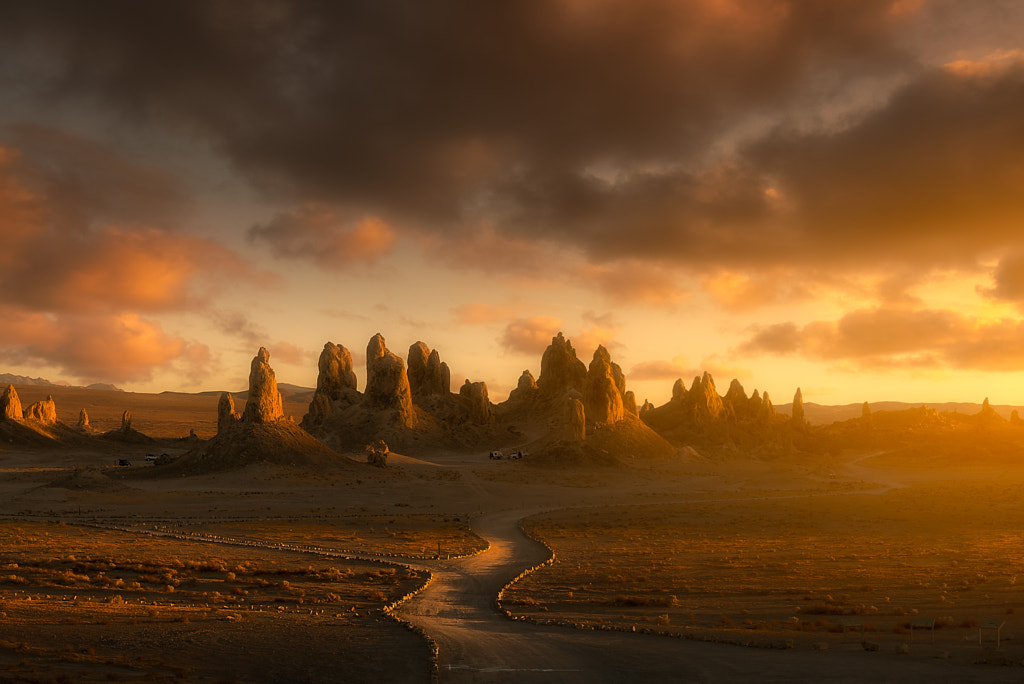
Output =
[{"x1": 395, "y1": 507, "x2": 1021, "y2": 683}]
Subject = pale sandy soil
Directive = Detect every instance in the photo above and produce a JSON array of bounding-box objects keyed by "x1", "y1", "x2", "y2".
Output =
[{"x1": 2, "y1": 388, "x2": 1024, "y2": 681}]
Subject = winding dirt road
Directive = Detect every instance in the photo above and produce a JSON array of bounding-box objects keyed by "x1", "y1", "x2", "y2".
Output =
[{"x1": 396, "y1": 508, "x2": 1022, "y2": 683}]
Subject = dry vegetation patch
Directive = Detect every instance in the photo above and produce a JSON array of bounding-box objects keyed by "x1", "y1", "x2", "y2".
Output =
[
  {"x1": 0, "y1": 521, "x2": 430, "y2": 682},
  {"x1": 506, "y1": 481, "x2": 1024, "y2": 662},
  {"x1": 179, "y1": 513, "x2": 487, "y2": 559}
]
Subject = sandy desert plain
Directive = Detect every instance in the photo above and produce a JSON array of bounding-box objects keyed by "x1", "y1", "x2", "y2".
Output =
[{"x1": 4, "y1": 382, "x2": 1024, "y2": 683}]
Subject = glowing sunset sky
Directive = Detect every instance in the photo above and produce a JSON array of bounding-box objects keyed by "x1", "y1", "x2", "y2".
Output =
[{"x1": 2, "y1": 1, "x2": 1024, "y2": 407}]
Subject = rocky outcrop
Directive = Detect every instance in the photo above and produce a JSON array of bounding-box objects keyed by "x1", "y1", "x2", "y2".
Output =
[
  {"x1": 538, "y1": 333, "x2": 587, "y2": 398},
  {"x1": 567, "y1": 396, "x2": 586, "y2": 441},
  {"x1": 508, "y1": 370, "x2": 538, "y2": 404},
  {"x1": 77, "y1": 409, "x2": 90, "y2": 429},
  {"x1": 758, "y1": 391, "x2": 776, "y2": 422},
  {"x1": 304, "y1": 342, "x2": 359, "y2": 428},
  {"x1": 459, "y1": 380, "x2": 493, "y2": 425},
  {"x1": 724, "y1": 379, "x2": 749, "y2": 420},
  {"x1": 364, "y1": 334, "x2": 415, "y2": 426},
  {"x1": 687, "y1": 372, "x2": 725, "y2": 422},
  {"x1": 121, "y1": 410, "x2": 132, "y2": 432},
  {"x1": 408, "y1": 342, "x2": 450, "y2": 400},
  {"x1": 584, "y1": 345, "x2": 624, "y2": 425},
  {"x1": 623, "y1": 390, "x2": 638, "y2": 416},
  {"x1": 24, "y1": 395, "x2": 57, "y2": 424},
  {"x1": 1, "y1": 384, "x2": 23, "y2": 421},
  {"x1": 792, "y1": 387, "x2": 805, "y2": 425},
  {"x1": 241, "y1": 347, "x2": 285, "y2": 424},
  {"x1": 218, "y1": 392, "x2": 240, "y2": 434}
]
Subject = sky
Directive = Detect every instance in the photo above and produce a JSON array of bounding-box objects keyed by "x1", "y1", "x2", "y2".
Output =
[{"x1": 1, "y1": 0, "x2": 1024, "y2": 408}]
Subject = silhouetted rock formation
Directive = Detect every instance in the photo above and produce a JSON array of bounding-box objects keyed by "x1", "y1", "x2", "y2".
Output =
[
  {"x1": 218, "y1": 392, "x2": 240, "y2": 434},
  {"x1": 365, "y1": 334, "x2": 415, "y2": 426},
  {"x1": 459, "y1": 380, "x2": 493, "y2": 425},
  {"x1": 302, "y1": 342, "x2": 359, "y2": 429},
  {"x1": 1, "y1": 384, "x2": 23, "y2": 421},
  {"x1": 584, "y1": 345, "x2": 624, "y2": 425},
  {"x1": 24, "y1": 395, "x2": 57, "y2": 424},
  {"x1": 242, "y1": 347, "x2": 285, "y2": 423},
  {"x1": 792, "y1": 388, "x2": 806, "y2": 426},
  {"x1": 506, "y1": 370, "x2": 538, "y2": 406}
]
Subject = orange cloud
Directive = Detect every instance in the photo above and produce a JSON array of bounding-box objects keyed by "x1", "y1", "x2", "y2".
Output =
[
  {"x1": 249, "y1": 205, "x2": 397, "y2": 268},
  {"x1": 499, "y1": 317, "x2": 564, "y2": 355},
  {"x1": 0, "y1": 306, "x2": 211, "y2": 383},
  {"x1": 271, "y1": 341, "x2": 315, "y2": 367},
  {"x1": 628, "y1": 359, "x2": 696, "y2": 382},
  {"x1": 574, "y1": 261, "x2": 687, "y2": 308},
  {"x1": 739, "y1": 307, "x2": 1024, "y2": 372}
]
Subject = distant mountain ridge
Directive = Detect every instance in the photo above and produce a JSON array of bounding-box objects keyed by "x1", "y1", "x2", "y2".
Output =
[
  {"x1": 0, "y1": 373, "x2": 122, "y2": 392},
  {"x1": 801, "y1": 401, "x2": 1024, "y2": 425}
]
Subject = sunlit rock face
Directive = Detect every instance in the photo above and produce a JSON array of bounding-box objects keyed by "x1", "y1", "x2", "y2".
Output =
[
  {"x1": 217, "y1": 392, "x2": 240, "y2": 434},
  {"x1": 538, "y1": 333, "x2": 587, "y2": 398},
  {"x1": 623, "y1": 390, "x2": 638, "y2": 416},
  {"x1": 78, "y1": 408, "x2": 90, "y2": 429},
  {"x1": 584, "y1": 345, "x2": 624, "y2": 425},
  {"x1": 120, "y1": 410, "x2": 132, "y2": 431},
  {"x1": 364, "y1": 333, "x2": 415, "y2": 426},
  {"x1": 567, "y1": 396, "x2": 586, "y2": 441},
  {"x1": 24, "y1": 395, "x2": 57, "y2": 424},
  {"x1": 1, "y1": 384, "x2": 23, "y2": 421},
  {"x1": 687, "y1": 372, "x2": 725, "y2": 423},
  {"x1": 241, "y1": 347, "x2": 285, "y2": 424},
  {"x1": 459, "y1": 380, "x2": 493, "y2": 425},
  {"x1": 303, "y1": 342, "x2": 359, "y2": 428},
  {"x1": 758, "y1": 391, "x2": 776, "y2": 422}
]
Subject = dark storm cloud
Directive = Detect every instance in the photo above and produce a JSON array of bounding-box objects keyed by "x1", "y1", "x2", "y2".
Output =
[
  {"x1": 0, "y1": 3, "x2": 912, "y2": 246},
  {"x1": 4, "y1": 1, "x2": 1023, "y2": 278}
]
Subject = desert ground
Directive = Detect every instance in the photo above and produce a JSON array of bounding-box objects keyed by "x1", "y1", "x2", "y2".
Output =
[{"x1": 3, "y1": 386, "x2": 1024, "y2": 682}]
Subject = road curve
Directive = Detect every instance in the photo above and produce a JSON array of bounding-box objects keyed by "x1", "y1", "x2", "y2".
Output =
[{"x1": 395, "y1": 508, "x2": 1023, "y2": 684}]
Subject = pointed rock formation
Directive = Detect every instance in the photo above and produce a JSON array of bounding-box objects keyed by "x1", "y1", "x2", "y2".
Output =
[
  {"x1": 584, "y1": 345, "x2": 625, "y2": 425},
  {"x1": 758, "y1": 392, "x2": 776, "y2": 422},
  {"x1": 459, "y1": 380, "x2": 494, "y2": 425},
  {"x1": 364, "y1": 334, "x2": 415, "y2": 425},
  {"x1": 78, "y1": 408, "x2": 90, "y2": 429},
  {"x1": 242, "y1": 347, "x2": 285, "y2": 424},
  {"x1": 538, "y1": 333, "x2": 587, "y2": 398},
  {"x1": 687, "y1": 372, "x2": 725, "y2": 422},
  {"x1": 671, "y1": 378, "x2": 687, "y2": 403},
  {"x1": 508, "y1": 370, "x2": 538, "y2": 405},
  {"x1": 304, "y1": 342, "x2": 358, "y2": 428},
  {"x1": 25, "y1": 395, "x2": 57, "y2": 424},
  {"x1": 218, "y1": 392, "x2": 240, "y2": 434},
  {"x1": 567, "y1": 396, "x2": 586, "y2": 441},
  {"x1": 407, "y1": 342, "x2": 449, "y2": 400},
  {"x1": 121, "y1": 410, "x2": 132, "y2": 432},
  {"x1": 792, "y1": 387, "x2": 805, "y2": 425},
  {"x1": 623, "y1": 390, "x2": 638, "y2": 416},
  {"x1": 724, "y1": 379, "x2": 749, "y2": 421},
  {"x1": 1, "y1": 384, "x2": 23, "y2": 421}
]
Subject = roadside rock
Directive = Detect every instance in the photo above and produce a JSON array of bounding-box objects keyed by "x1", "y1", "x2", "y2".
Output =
[{"x1": 241, "y1": 347, "x2": 285, "y2": 424}]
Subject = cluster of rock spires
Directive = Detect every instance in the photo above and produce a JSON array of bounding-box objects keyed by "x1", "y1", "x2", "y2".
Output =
[{"x1": 1, "y1": 385, "x2": 58, "y2": 426}]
